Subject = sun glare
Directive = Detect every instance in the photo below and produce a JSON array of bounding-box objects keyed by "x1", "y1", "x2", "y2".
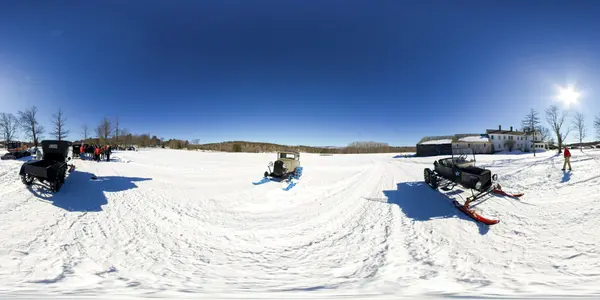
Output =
[{"x1": 556, "y1": 85, "x2": 581, "y2": 107}]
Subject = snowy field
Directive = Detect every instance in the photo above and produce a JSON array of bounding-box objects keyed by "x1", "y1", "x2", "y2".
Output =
[{"x1": 1, "y1": 148, "x2": 599, "y2": 299}]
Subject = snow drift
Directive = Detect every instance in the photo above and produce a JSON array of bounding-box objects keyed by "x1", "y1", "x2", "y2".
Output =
[{"x1": 0, "y1": 148, "x2": 599, "y2": 299}]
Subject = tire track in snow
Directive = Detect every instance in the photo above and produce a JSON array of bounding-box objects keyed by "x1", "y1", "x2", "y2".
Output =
[
  {"x1": 117, "y1": 157, "x2": 394, "y2": 292},
  {"x1": 3, "y1": 150, "x2": 600, "y2": 297},
  {"x1": 384, "y1": 161, "x2": 455, "y2": 283}
]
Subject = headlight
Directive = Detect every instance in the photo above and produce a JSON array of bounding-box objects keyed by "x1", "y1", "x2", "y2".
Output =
[{"x1": 475, "y1": 181, "x2": 481, "y2": 190}]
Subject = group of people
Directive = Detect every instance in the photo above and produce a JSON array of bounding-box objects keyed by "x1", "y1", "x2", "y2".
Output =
[{"x1": 79, "y1": 144, "x2": 112, "y2": 162}]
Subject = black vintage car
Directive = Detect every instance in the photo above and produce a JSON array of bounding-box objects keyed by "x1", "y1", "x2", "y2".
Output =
[
  {"x1": 424, "y1": 153, "x2": 497, "y2": 192},
  {"x1": 423, "y1": 149, "x2": 501, "y2": 205},
  {"x1": 72, "y1": 143, "x2": 82, "y2": 156},
  {"x1": 19, "y1": 140, "x2": 73, "y2": 192},
  {"x1": 422, "y1": 150, "x2": 524, "y2": 226}
]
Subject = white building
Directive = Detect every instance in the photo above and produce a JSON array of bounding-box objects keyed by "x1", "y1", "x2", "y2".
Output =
[
  {"x1": 452, "y1": 133, "x2": 492, "y2": 154},
  {"x1": 486, "y1": 125, "x2": 548, "y2": 153}
]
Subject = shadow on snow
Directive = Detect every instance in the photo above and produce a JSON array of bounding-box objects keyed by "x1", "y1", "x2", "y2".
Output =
[
  {"x1": 26, "y1": 170, "x2": 151, "y2": 212},
  {"x1": 374, "y1": 181, "x2": 490, "y2": 235},
  {"x1": 561, "y1": 170, "x2": 571, "y2": 183}
]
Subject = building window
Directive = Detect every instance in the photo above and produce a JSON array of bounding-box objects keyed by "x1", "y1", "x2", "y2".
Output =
[{"x1": 491, "y1": 135, "x2": 494, "y2": 140}]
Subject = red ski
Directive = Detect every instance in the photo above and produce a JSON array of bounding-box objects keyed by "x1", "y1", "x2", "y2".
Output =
[
  {"x1": 453, "y1": 200, "x2": 500, "y2": 225},
  {"x1": 492, "y1": 184, "x2": 524, "y2": 198}
]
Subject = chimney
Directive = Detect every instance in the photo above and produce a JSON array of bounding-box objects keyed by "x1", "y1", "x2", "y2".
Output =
[
  {"x1": 510, "y1": 126, "x2": 513, "y2": 131},
  {"x1": 498, "y1": 125, "x2": 501, "y2": 130}
]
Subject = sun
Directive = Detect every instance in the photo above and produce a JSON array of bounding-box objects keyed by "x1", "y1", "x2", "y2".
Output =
[{"x1": 556, "y1": 85, "x2": 581, "y2": 107}]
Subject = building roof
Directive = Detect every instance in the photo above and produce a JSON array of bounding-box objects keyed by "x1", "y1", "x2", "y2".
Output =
[
  {"x1": 454, "y1": 133, "x2": 490, "y2": 143},
  {"x1": 485, "y1": 129, "x2": 527, "y2": 135},
  {"x1": 418, "y1": 134, "x2": 491, "y2": 145},
  {"x1": 417, "y1": 135, "x2": 454, "y2": 145}
]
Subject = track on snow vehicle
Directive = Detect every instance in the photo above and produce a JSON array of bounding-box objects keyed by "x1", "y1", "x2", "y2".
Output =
[
  {"x1": 19, "y1": 140, "x2": 75, "y2": 192},
  {"x1": 423, "y1": 149, "x2": 523, "y2": 225}
]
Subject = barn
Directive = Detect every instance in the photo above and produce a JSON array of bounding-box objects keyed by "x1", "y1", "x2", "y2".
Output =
[{"x1": 416, "y1": 136, "x2": 454, "y2": 157}]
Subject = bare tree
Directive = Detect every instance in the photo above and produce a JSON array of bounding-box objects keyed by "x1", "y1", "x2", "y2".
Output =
[
  {"x1": 51, "y1": 108, "x2": 70, "y2": 141},
  {"x1": 96, "y1": 117, "x2": 113, "y2": 142},
  {"x1": 117, "y1": 128, "x2": 131, "y2": 146},
  {"x1": 121, "y1": 128, "x2": 133, "y2": 145},
  {"x1": 521, "y1": 108, "x2": 540, "y2": 156},
  {"x1": 82, "y1": 124, "x2": 90, "y2": 142},
  {"x1": 17, "y1": 105, "x2": 45, "y2": 147},
  {"x1": 572, "y1": 112, "x2": 586, "y2": 151},
  {"x1": 114, "y1": 116, "x2": 120, "y2": 143},
  {"x1": 539, "y1": 126, "x2": 551, "y2": 142},
  {"x1": 0, "y1": 113, "x2": 19, "y2": 144},
  {"x1": 546, "y1": 105, "x2": 571, "y2": 153},
  {"x1": 595, "y1": 114, "x2": 600, "y2": 140},
  {"x1": 191, "y1": 139, "x2": 201, "y2": 145}
]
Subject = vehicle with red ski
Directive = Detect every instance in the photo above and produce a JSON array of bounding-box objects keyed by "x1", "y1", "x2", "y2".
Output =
[{"x1": 423, "y1": 150, "x2": 523, "y2": 225}]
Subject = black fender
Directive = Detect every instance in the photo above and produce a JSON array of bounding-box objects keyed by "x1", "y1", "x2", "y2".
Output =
[{"x1": 18, "y1": 163, "x2": 29, "y2": 176}]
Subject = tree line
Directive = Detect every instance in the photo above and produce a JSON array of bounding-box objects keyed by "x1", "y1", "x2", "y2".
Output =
[
  {"x1": 0, "y1": 105, "x2": 145, "y2": 148},
  {"x1": 185, "y1": 140, "x2": 415, "y2": 154},
  {"x1": 521, "y1": 104, "x2": 600, "y2": 154},
  {"x1": 1, "y1": 105, "x2": 415, "y2": 153},
  {"x1": 0, "y1": 106, "x2": 49, "y2": 146}
]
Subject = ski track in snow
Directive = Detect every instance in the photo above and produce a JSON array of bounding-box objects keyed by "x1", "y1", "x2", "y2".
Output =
[{"x1": 0, "y1": 148, "x2": 599, "y2": 299}]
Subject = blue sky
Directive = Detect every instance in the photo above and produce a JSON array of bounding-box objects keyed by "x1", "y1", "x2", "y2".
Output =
[{"x1": 1, "y1": 0, "x2": 600, "y2": 146}]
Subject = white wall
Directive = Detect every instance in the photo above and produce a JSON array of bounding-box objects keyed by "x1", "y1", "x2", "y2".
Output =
[
  {"x1": 489, "y1": 133, "x2": 532, "y2": 151},
  {"x1": 452, "y1": 142, "x2": 492, "y2": 154}
]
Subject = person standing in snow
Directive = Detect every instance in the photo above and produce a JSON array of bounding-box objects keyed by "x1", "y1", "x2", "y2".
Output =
[
  {"x1": 105, "y1": 145, "x2": 111, "y2": 162},
  {"x1": 562, "y1": 147, "x2": 572, "y2": 171},
  {"x1": 80, "y1": 145, "x2": 85, "y2": 160},
  {"x1": 94, "y1": 146, "x2": 101, "y2": 162}
]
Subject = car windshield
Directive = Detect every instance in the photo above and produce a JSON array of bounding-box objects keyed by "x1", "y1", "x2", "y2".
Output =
[{"x1": 280, "y1": 153, "x2": 296, "y2": 159}]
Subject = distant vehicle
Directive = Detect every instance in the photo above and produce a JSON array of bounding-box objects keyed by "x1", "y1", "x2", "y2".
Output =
[
  {"x1": 1, "y1": 141, "x2": 31, "y2": 160},
  {"x1": 253, "y1": 151, "x2": 304, "y2": 190},
  {"x1": 263, "y1": 151, "x2": 303, "y2": 180},
  {"x1": 19, "y1": 140, "x2": 74, "y2": 192},
  {"x1": 72, "y1": 143, "x2": 82, "y2": 156}
]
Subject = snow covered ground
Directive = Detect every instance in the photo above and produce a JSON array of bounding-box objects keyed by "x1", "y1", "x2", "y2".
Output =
[{"x1": 0, "y1": 148, "x2": 599, "y2": 299}]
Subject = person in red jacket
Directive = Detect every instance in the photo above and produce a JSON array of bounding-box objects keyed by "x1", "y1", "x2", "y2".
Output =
[
  {"x1": 562, "y1": 147, "x2": 572, "y2": 171},
  {"x1": 94, "y1": 146, "x2": 101, "y2": 162}
]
